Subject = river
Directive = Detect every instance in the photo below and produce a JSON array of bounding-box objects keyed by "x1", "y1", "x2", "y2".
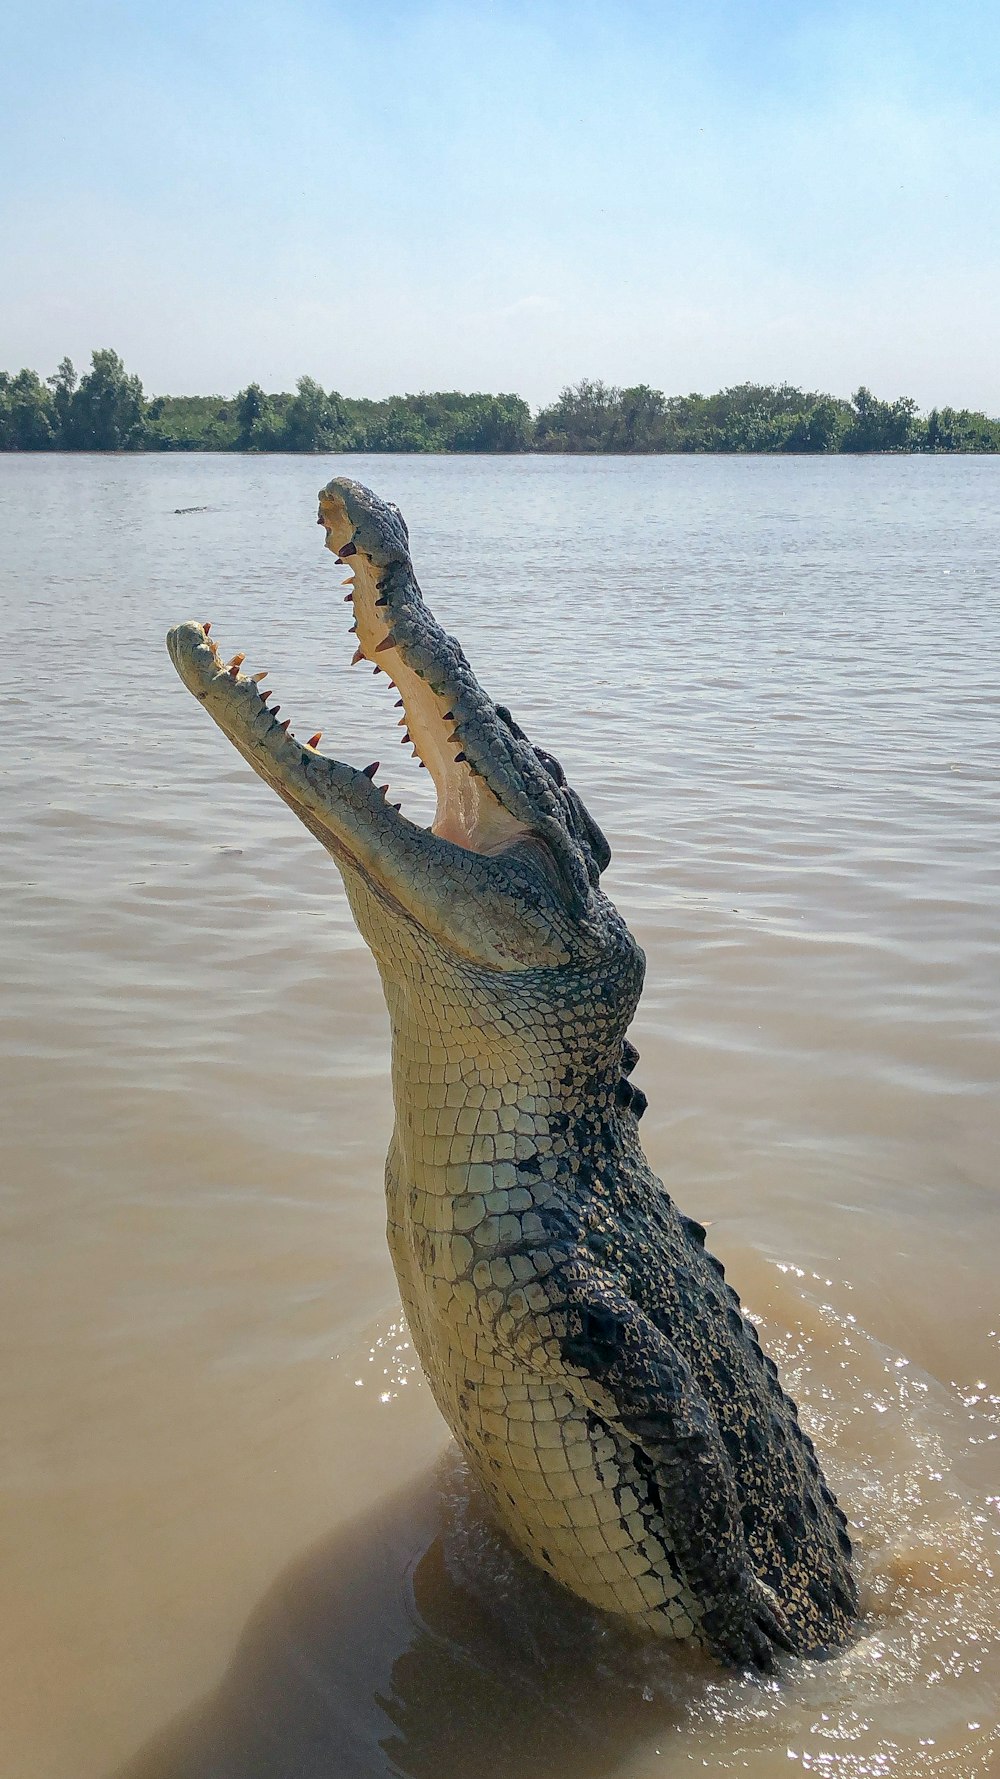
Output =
[{"x1": 1, "y1": 452, "x2": 998, "y2": 1778}]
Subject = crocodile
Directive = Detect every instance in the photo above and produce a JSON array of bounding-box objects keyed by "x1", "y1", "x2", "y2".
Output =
[{"x1": 166, "y1": 476, "x2": 858, "y2": 1671}]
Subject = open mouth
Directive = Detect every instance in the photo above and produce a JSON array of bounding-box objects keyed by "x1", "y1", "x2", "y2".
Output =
[{"x1": 166, "y1": 479, "x2": 532, "y2": 868}]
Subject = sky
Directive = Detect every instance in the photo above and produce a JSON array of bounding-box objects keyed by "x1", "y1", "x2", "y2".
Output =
[{"x1": 2, "y1": 0, "x2": 999, "y2": 410}]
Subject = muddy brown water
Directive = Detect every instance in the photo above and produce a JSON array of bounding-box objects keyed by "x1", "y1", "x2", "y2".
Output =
[{"x1": 1, "y1": 453, "x2": 998, "y2": 1779}]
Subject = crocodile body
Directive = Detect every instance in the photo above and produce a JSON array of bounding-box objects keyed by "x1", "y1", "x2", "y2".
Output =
[{"x1": 168, "y1": 477, "x2": 857, "y2": 1669}]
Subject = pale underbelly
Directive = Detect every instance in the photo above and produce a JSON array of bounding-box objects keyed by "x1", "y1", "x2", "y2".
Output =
[{"x1": 388, "y1": 1206, "x2": 698, "y2": 1639}]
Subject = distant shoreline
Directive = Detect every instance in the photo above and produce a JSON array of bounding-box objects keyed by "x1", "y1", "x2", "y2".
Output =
[
  {"x1": 3, "y1": 353, "x2": 999, "y2": 454},
  {"x1": 5, "y1": 446, "x2": 1000, "y2": 459}
]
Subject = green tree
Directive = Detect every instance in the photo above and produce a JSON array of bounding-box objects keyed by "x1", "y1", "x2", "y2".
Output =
[
  {"x1": 441, "y1": 393, "x2": 531, "y2": 451},
  {"x1": 67, "y1": 349, "x2": 146, "y2": 449},
  {"x1": 361, "y1": 400, "x2": 432, "y2": 452},
  {"x1": 0, "y1": 373, "x2": 14, "y2": 449},
  {"x1": 534, "y1": 379, "x2": 623, "y2": 451},
  {"x1": 235, "y1": 382, "x2": 281, "y2": 450},
  {"x1": 283, "y1": 376, "x2": 345, "y2": 452},
  {"x1": 923, "y1": 405, "x2": 1000, "y2": 452},
  {"x1": 842, "y1": 386, "x2": 918, "y2": 453},
  {"x1": 781, "y1": 398, "x2": 849, "y2": 453},
  {"x1": 610, "y1": 384, "x2": 668, "y2": 451},
  {"x1": 46, "y1": 357, "x2": 78, "y2": 444},
  {"x1": 0, "y1": 369, "x2": 56, "y2": 448}
]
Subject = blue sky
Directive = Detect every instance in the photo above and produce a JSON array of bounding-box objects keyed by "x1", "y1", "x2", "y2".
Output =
[{"x1": 2, "y1": 0, "x2": 998, "y2": 408}]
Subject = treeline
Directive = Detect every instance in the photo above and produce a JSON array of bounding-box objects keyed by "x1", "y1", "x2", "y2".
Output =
[{"x1": 3, "y1": 351, "x2": 999, "y2": 454}]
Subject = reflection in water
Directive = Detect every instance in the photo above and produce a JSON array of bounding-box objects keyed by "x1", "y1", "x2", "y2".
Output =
[
  {"x1": 116, "y1": 1359, "x2": 996, "y2": 1779},
  {"x1": 115, "y1": 1298, "x2": 1000, "y2": 1779},
  {"x1": 118, "y1": 1455, "x2": 705, "y2": 1779}
]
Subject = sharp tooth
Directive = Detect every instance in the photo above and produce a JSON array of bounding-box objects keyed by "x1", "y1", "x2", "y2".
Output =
[
  {"x1": 394, "y1": 698, "x2": 404, "y2": 709},
  {"x1": 454, "y1": 752, "x2": 467, "y2": 763},
  {"x1": 270, "y1": 705, "x2": 280, "y2": 716},
  {"x1": 261, "y1": 690, "x2": 273, "y2": 703},
  {"x1": 228, "y1": 653, "x2": 245, "y2": 671},
  {"x1": 251, "y1": 670, "x2": 268, "y2": 682},
  {"x1": 343, "y1": 592, "x2": 354, "y2": 602},
  {"x1": 351, "y1": 647, "x2": 365, "y2": 665},
  {"x1": 362, "y1": 761, "x2": 379, "y2": 778},
  {"x1": 203, "y1": 621, "x2": 212, "y2": 635},
  {"x1": 338, "y1": 541, "x2": 357, "y2": 558},
  {"x1": 348, "y1": 623, "x2": 357, "y2": 634},
  {"x1": 306, "y1": 732, "x2": 322, "y2": 748},
  {"x1": 374, "y1": 635, "x2": 397, "y2": 653},
  {"x1": 278, "y1": 719, "x2": 291, "y2": 733},
  {"x1": 401, "y1": 731, "x2": 411, "y2": 744}
]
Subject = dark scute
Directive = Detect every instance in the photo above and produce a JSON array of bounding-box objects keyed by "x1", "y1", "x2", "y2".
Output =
[
  {"x1": 784, "y1": 1497, "x2": 805, "y2": 1535},
  {"x1": 532, "y1": 744, "x2": 567, "y2": 786},
  {"x1": 721, "y1": 1426, "x2": 743, "y2": 1467},
  {"x1": 807, "y1": 1574, "x2": 832, "y2": 1614},
  {"x1": 565, "y1": 784, "x2": 613, "y2": 872},
  {"x1": 773, "y1": 1519, "x2": 797, "y2": 1563},
  {"x1": 711, "y1": 1356, "x2": 735, "y2": 1391},
  {"x1": 833, "y1": 1572, "x2": 858, "y2": 1615},
  {"x1": 563, "y1": 1302, "x2": 624, "y2": 1373},
  {"x1": 621, "y1": 1039, "x2": 640, "y2": 1074},
  {"x1": 494, "y1": 703, "x2": 528, "y2": 742},
  {"x1": 630, "y1": 1086, "x2": 648, "y2": 1119},
  {"x1": 745, "y1": 1417, "x2": 765, "y2": 1458},
  {"x1": 682, "y1": 1216, "x2": 707, "y2": 1244}
]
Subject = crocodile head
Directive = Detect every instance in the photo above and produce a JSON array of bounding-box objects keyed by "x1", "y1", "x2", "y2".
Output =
[{"x1": 167, "y1": 477, "x2": 626, "y2": 979}]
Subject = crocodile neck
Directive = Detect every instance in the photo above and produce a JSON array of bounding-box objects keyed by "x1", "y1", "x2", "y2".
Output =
[{"x1": 343, "y1": 865, "x2": 643, "y2": 1201}]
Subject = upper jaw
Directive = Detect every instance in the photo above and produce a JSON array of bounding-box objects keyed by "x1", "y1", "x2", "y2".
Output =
[{"x1": 318, "y1": 477, "x2": 597, "y2": 909}]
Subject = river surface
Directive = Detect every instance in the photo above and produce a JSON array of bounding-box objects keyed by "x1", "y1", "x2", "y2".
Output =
[{"x1": 1, "y1": 452, "x2": 998, "y2": 1779}]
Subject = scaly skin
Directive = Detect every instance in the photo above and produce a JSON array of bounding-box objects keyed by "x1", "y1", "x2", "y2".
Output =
[{"x1": 166, "y1": 477, "x2": 858, "y2": 1670}]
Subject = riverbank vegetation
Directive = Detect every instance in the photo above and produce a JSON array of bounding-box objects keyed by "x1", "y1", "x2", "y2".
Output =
[{"x1": 2, "y1": 351, "x2": 998, "y2": 454}]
